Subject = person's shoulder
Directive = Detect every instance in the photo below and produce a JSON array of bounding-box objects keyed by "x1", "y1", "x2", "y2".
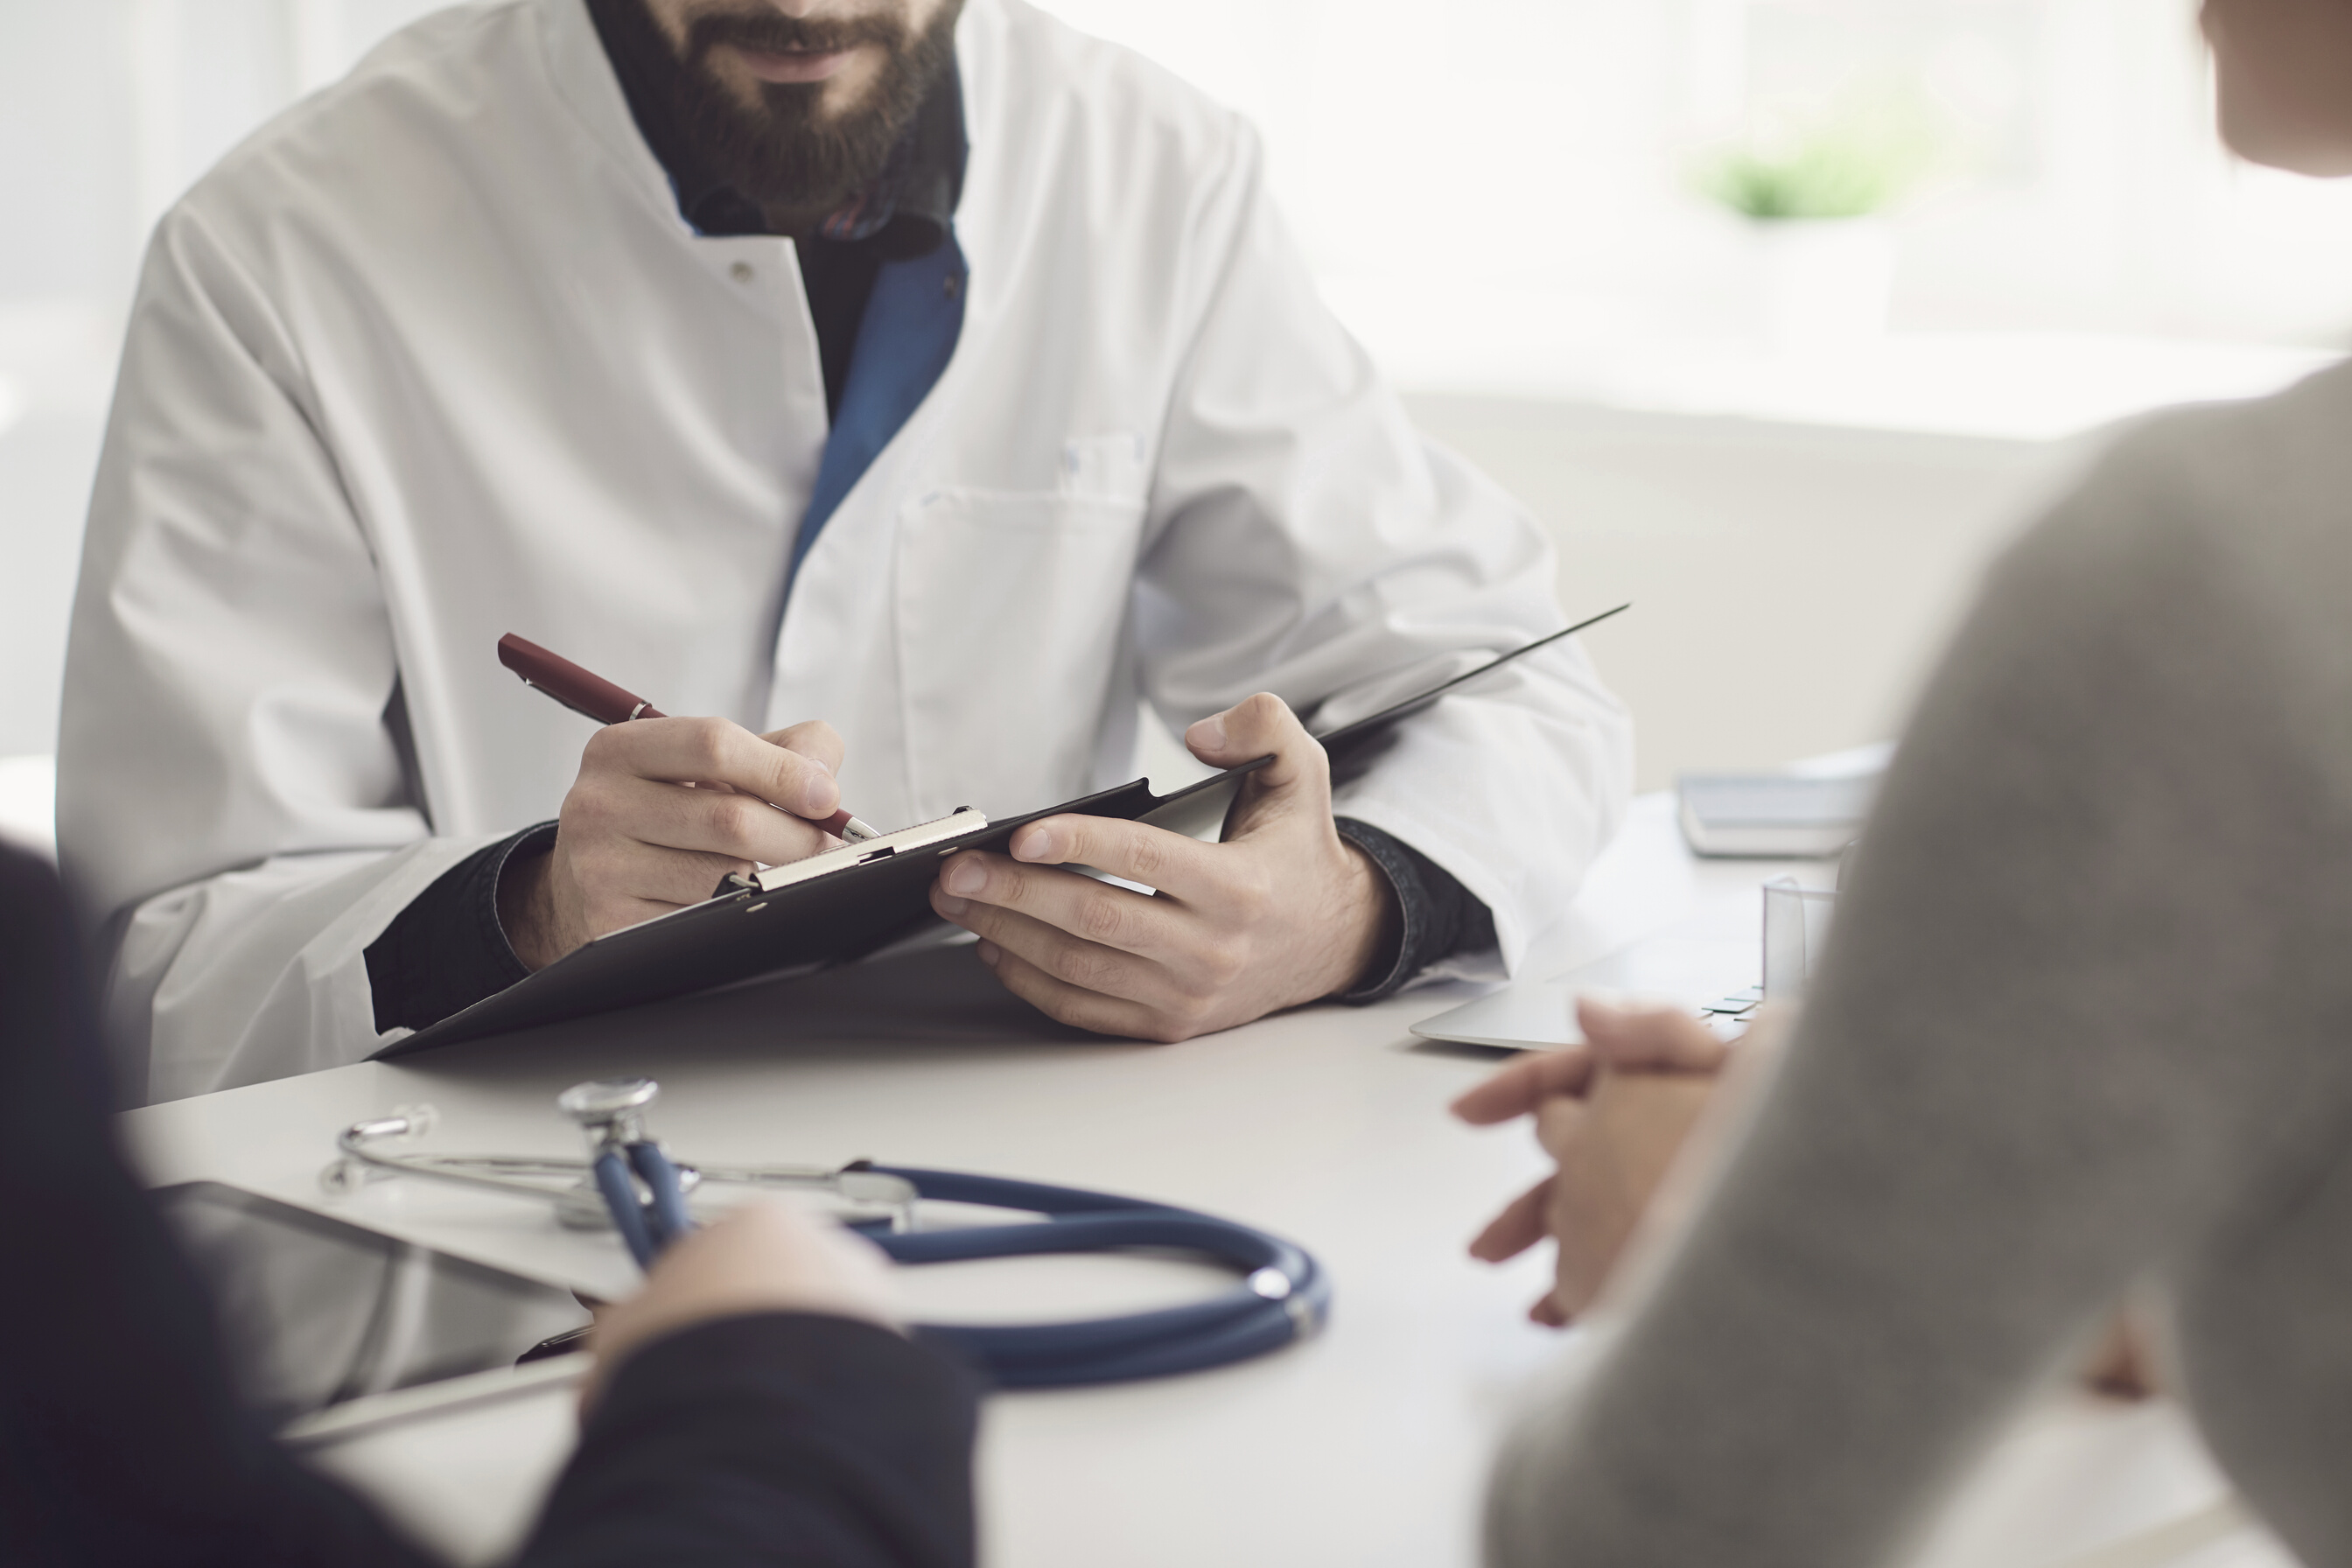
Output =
[
  {"x1": 2104, "y1": 355, "x2": 2352, "y2": 472},
  {"x1": 2058, "y1": 359, "x2": 2352, "y2": 564},
  {"x1": 164, "y1": 0, "x2": 545, "y2": 244},
  {"x1": 0, "y1": 844, "x2": 64, "y2": 931},
  {"x1": 1986, "y1": 358, "x2": 2352, "y2": 668},
  {"x1": 967, "y1": 0, "x2": 1255, "y2": 175}
]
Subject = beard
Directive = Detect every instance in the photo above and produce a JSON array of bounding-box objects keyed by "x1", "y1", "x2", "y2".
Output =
[{"x1": 606, "y1": 2, "x2": 961, "y2": 228}]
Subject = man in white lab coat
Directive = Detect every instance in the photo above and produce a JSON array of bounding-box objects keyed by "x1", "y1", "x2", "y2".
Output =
[{"x1": 60, "y1": 0, "x2": 1631, "y2": 1103}]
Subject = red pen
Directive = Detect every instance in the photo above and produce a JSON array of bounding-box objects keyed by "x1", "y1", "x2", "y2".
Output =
[{"x1": 497, "y1": 634, "x2": 878, "y2": 843}]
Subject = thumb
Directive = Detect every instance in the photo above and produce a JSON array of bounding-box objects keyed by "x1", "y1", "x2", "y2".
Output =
[{"x1": 1185, "y1": 691, "x2": 1325, "y2": 794}]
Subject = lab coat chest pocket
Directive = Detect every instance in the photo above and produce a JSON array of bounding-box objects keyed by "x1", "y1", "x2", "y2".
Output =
[{"x1": 894, "y1": 487, "x2": 1144, "y2": 818}]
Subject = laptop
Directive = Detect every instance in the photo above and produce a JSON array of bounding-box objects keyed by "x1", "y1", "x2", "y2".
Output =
[{"x1": 1410, "y1": 911, "x2": 1762, "y2": 1052}]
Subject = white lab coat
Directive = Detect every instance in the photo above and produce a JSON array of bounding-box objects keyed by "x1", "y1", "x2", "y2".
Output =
[{"x1": 61, "y1": 0, "x2": 1631, "y2": 1103}]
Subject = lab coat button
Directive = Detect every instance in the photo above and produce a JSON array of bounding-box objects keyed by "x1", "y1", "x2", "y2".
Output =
[{"x1": 730, "y1": 261, "x2": 754, "y2": 284}]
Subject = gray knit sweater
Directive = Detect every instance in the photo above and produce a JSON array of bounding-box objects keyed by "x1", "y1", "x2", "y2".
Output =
[{"x1": 1488, "y1": 361, "x2": 2352, "y2": 1568}]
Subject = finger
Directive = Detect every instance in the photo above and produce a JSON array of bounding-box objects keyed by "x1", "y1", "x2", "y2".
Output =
[
  {"x1": 599, "y1": 771, "x2": 832, "y2": 868},
  {"x1": 971, "y1": 938, "x2": 1194, "y2": 1042},
  {"x1": 1449, "y1": 1046, "x2": 1597, "y2": 1124},
  {"x1": 588, "y1": 716, "x2": 841, "y2": 822},
  {"x1": 1467, "y1": 1176, "x2": 1556, "y2": 1263},
  {"x1": 1006, "y1": 814, "x2": 1228, "y2": 903},
  {"x1": 1530, "y1": 1293, "x2": 1569, "y2": 1328},
  {"x1": 930, "y1": 886, "x2": 1194, "y2": 1016},
  {"x1": 1183, "y1": 690, "x2": 1320, "y2": 794},
  {"x1": 760, "y1": 718, "x2": 845, "y2": 781},
  {"x1": 1530, "y1": 1089, "x2": 1592, "y2": 1162},
  {"x1": 935, "y1": 850, "x2": 1190, "y2": 960},
  {"x1": 1577, "y1": 997, "x2": 1732, "y2": 1074},
  {"x1": 2082, "y1": 1312, "x2": 2160, "y2": 1400},
  {"x1": 1186, "y1": 693, "x2": 1334, "y2": 844}
]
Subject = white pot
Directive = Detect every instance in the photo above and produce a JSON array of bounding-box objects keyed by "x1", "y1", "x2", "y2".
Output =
[{"x1": 1749, "y1": 216, "x2": 1895, "y2": 354}]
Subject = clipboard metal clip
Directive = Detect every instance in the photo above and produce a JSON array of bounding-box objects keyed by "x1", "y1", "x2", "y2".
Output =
[{"x1": 716, "y1": 806, "x2": 990, "y2": 900}]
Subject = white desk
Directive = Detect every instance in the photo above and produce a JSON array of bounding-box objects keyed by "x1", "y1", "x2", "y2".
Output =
[{"x1": 121, "y1": 795, "x2": 2281, "y2": 1568}]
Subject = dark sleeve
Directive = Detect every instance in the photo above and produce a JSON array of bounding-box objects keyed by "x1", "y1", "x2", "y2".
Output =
[
  {"x1": 0, "y1": 847, "x2": 437, "y2": 1568},
  {"x1": 521, "y1": 1314, "x2": 978, "y2": 1568},
  {"x1": 1333, "y1": 818, "x2": 1497, "y2": 1004},
  {"x1": 364, "y1": 822, "x2": 554, "y2": 1033}
]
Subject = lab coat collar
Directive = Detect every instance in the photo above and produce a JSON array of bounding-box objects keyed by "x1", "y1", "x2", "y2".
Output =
[{"x1": 536, "y1": 0, "x2": 697, "y2": 234}]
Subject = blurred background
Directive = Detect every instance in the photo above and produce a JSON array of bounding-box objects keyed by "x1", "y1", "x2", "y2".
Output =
[{"x1": 5, "y1": 0, "x2": 2351, "y2": 854}]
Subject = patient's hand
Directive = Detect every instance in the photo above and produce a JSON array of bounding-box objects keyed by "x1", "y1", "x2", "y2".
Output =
[
  {"x1": 1452, "y1": 1000, "x2": 1729, "y2": 1325},
  {"x1": 584, "y1": 1200, "x2": 899, "y2": 1410}
]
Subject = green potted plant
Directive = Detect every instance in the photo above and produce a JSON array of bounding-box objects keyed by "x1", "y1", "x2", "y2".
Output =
[{"x1": 1698, "y1": 104, "x2": 1936, "y2": 352}]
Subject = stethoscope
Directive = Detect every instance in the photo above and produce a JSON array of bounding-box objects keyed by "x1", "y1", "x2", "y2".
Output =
[{"x1": 322, "y1": 1077, "x2": 1329, "y2": 1388}]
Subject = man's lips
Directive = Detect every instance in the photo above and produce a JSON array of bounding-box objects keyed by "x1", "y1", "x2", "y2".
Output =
[{"x1": 730, "y1": 44, "x2": 858, "y2": 83}]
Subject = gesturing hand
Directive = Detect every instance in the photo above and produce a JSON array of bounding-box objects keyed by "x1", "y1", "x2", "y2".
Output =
[
  {"x1": 927, "y1": 692, "x2": 1398, "y2": 1042},
  {"x1": 1452, "y1": 999, "x2": 1730, "y2": 1325},
  {"x1": 501, "y1": 717, "x2": 845, "y2": 970}
]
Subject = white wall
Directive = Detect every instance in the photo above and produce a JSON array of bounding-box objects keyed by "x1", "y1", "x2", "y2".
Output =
[
  {"x1": 4, "y1": 0, "x2": 2345, "y2": 796},
  {"x1": 1042, "y1": 0, "x2": 2352, "y2": 348},
  {"x1": 0, "y1": 0, "x2": 452, "y2": 761},
  {"x1": 1404, "y1": 396, "x2": 2077, "y2": 790}
]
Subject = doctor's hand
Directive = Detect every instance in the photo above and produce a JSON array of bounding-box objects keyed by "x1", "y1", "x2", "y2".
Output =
[
  {"x1": 927, "y1": 693, "x2": 1397, "y2": 1042},
  {"x1": 1453, "y1": 999, "x2": 1730, "y2": 1325},
  {"x1": 501, "y1": 717, "x2": 845, "y2": 970}
]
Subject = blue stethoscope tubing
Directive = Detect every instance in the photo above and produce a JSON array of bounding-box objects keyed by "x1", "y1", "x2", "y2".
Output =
[
  {"x1": 593, "y1": 1156, "x2": 1331, "y2": 1387},
  {"x1": 594, "y1": 1142, "x2": 695, "y2": 1270},
  {"x1": 861, "y1": 1166, "x2": 1332, "y2": 1388}
]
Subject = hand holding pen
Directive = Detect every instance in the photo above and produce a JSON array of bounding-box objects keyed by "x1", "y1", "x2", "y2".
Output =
[{"x1": 493, "y1": 634, "x2": 876, "y2": 971}]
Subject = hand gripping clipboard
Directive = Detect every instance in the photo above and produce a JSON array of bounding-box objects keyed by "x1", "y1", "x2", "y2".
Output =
[{"x1": 376, "y1": 605, "x2": 1627, "y2": 1056}]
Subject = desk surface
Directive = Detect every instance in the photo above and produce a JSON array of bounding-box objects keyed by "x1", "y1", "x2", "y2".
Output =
[{"x1": 122, "y1": 796, "x2": 2279, "y2": 1568}]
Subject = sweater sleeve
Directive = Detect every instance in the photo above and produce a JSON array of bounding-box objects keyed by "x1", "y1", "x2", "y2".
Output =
[
  {"x1": 1486, "y1": 410, "x2": 2352, "y2": 1567},
  {"x1": 520, "y1": 1315, "x2": 977, "y2": 1568}
]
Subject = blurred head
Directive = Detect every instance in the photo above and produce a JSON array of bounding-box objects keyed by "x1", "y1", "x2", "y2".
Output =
[
  {"x1": 614, "y1": 0, "x2": 962, "y2": 225},
  {"x1": 2204, "y1": 0, "x2": 2352, "y2": 175}
]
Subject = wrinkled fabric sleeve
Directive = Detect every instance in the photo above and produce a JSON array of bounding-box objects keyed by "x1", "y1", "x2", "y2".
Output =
[
  {"x1": 1334, "y1": 817, "x2": 1494, "y2": 1002},
  {"x1": 60, "y1": 203, "x2": 486, "y2": 1103},
  {"x1": 1130, "y1": 119, "x2": 1630, "y2": 978},
  {"x1": 365, "y1": 822, "x2": 552, "y2": 1033}
]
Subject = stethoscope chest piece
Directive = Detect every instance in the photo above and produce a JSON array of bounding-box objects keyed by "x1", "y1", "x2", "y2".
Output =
[{"x1": 555, "y1": 1075, "x2": 660, "y2": 1130}]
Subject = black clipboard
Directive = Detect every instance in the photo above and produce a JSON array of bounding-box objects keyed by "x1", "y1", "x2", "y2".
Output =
[{"x1": 376, "y1": 605, "x2": 1627, "y2": 1056}]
